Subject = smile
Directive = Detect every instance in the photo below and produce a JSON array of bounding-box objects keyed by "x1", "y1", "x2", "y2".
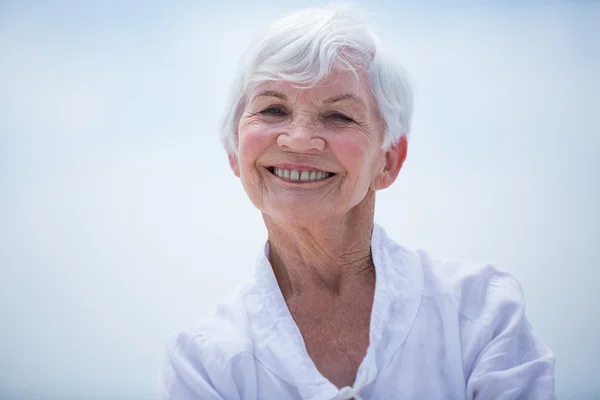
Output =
[{"x1": 267, "y1": 167, "x2": 335, "y2": 182}]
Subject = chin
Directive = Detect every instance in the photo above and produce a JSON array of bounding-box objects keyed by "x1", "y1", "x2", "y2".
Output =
[{"x1": 264, "y1": 204, "x2": 336, "y2": 225}]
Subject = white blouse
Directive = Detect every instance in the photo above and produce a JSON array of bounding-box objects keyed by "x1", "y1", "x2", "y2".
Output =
[{"x1": 157, "y1": 224, "x2": 555, "y2": 399}]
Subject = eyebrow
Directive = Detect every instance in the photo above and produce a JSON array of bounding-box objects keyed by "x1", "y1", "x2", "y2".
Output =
[
  {"x1": 323, "y1": 93, "x2": 365, "y2": 107},
  {"x1": 254, "y1": 90, "x2": 287, "y2": 100},
  {"x1": 253, "y1": 90, "x2": 365, "y2": 107}
]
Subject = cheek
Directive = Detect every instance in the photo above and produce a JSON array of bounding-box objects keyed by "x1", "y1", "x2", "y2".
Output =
[
  {"x1": 238, "y1": 123, "x2": 275, "y2": 172},
  {"x1": 331, "y1": 134, "x2": 372, "y2": 175}
]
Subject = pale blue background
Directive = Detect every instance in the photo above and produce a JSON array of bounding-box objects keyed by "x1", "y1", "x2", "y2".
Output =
[{"x1": 1, "y1": 1, "x2": 599, "y2": 399}]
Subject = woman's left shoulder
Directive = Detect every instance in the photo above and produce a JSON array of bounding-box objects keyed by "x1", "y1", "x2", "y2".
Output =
[
  {"x1": 408, "y1": 253, "x2": 556, "y2": 397},
  {"x1": 415, "y1": 249, "x2": 527, "y2": 325}
]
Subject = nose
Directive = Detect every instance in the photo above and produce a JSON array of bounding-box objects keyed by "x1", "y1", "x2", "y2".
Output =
[{"x1": 276, "y1": 123, "x2": 326, "y2": 152}]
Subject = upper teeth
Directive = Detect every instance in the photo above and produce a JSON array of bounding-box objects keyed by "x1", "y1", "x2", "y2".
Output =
[{"x1": 272, "y1": 168, "x2": 332, "y2": 181}]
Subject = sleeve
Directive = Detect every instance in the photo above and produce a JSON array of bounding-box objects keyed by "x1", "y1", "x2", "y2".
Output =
[{"x1": 466, "y1": 271, "x2": 556, "y2": 400}]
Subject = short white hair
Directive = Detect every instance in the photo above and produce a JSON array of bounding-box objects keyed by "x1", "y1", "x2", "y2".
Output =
[{"x1": 220, "y1": 4, "x2": 414, "y2": 156}]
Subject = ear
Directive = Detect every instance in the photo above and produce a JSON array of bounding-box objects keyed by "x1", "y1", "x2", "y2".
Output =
[
  {"x1": 373, "y1": 135, "x2": 408, "y2": 191},
  {"x1": 228, "y1": 153, "x2": 240, "y2": 178}
]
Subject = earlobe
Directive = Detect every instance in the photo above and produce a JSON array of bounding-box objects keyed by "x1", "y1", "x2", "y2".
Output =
[{"x1": 228, "y1": 153, "x2": 241, "y2": 177}]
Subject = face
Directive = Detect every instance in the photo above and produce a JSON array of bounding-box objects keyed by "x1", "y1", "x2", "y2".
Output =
[{"x1": 230, "y1": 69, "x2": 406, "y2": 224}]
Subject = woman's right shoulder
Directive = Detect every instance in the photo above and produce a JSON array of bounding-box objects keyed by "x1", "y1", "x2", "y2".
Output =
[
  {"x1": 158, "y1": 284, "x2": 260, "y2": 399},
  {"x1": 166, "y1": 284, "x2": 256, "y2": 367}
]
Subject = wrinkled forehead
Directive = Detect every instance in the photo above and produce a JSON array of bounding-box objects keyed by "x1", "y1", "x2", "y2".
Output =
[{"x1": 248, "y1": 69, "x2": 378, "y2": 111}]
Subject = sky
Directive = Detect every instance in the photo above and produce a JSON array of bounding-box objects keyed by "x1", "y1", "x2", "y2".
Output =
[{"x1": 0, "y1": 1, "x2": 599, "y2": 399}]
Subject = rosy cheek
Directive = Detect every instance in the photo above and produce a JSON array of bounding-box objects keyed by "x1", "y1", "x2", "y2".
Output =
[
  {"x1": 238, "y1": 122, "x2": 276, "y2": 173},
  {"x1": 330, "y1": 134, "x2": 366, "y2": 169}
]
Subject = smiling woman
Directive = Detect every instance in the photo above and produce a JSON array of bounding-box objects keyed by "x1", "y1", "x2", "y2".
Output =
[{"x1": 157, "y1": 4, "x2": 555, "y2": 400}]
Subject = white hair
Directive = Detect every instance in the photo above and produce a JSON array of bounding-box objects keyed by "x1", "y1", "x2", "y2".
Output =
[{"x1": 220, "y1": 4, "x2": 414, "y2": 156}]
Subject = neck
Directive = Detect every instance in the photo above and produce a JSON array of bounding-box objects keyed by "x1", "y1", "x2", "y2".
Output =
[{"x1": 264, "y1": 191, "x2": 376, "y2": 300}]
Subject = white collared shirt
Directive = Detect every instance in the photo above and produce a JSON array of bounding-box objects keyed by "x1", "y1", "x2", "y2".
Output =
[{"x1": 157, "y1": 224, "x2": 555, "y2": 400}]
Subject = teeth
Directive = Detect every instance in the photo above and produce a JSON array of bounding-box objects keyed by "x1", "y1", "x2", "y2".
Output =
[{"x1": 272, "y1": 168, "x2": 331, "y2": 182}]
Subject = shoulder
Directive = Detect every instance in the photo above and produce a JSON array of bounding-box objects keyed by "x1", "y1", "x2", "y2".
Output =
[
  {"x1": 407, "y1": 255, "x2": 556, "y2": 396},
  {"x1": 158, "y1": 282, "x2": 264, "y2": 399},
  {"x1": 374, "y1": 224, "x2": 526, "y2": 326},
  {"x1": 416, "y1": 249, "x2": 526, "y2": 327},
  {"x1": 167, "y1": 286, "x2": 255, "y2": 372}
]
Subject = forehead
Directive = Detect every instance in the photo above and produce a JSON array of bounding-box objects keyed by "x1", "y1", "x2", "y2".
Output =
[{"x1": 250, "y1": 69, "x2": 377, "y2": 109}]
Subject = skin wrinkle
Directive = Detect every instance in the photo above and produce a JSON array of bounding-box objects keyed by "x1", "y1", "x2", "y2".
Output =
[{"x1": 230, "y1": 68, "x2": 407, "y2": 389}]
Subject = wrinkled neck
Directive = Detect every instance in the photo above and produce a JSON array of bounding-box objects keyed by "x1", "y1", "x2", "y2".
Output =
[{"x1": 264, "y1": 191, "x2": 376, "y2": 299}]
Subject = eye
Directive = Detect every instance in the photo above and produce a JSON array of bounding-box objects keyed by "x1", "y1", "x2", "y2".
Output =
[
  {"x1": 260, "y1": 106, "x2": 287, "y2": 116},
  {"x1": 326, "y1": 112, "x2": 354, "y2": 123}
]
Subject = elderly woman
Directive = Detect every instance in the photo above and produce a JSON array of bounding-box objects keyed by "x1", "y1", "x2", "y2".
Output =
[{"x1": 158, "y1": 5, "x2": 555, "y2": 400}]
